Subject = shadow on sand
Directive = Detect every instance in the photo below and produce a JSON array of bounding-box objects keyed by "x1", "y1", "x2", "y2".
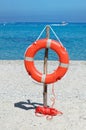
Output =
[{"x1": 14, "y1": 100, "x2": 43, "y2": 110}]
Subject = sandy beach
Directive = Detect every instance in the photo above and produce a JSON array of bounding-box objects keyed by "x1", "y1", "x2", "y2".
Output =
[{"x1": 0, "y1": 60, "x2": 86, "y2": 130}]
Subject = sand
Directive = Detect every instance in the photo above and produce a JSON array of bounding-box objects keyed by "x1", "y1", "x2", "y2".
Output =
[{"x1": 0, "y1": 60, "x2": 86, "y2": 130}]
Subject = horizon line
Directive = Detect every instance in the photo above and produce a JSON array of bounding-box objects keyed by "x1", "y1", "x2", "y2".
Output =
[{"x1": 0, "y1": 21, "x2": 86, "y2": 24}]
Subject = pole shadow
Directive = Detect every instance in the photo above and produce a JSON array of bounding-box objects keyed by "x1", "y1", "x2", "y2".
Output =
[{"x1": 14, "y1": 99, "x2": 43, "y2": 110}]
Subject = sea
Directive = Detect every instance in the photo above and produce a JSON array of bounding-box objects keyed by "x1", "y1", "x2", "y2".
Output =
[{"x1": 0, "y1": 22, "x2": 86, "y2": 60}]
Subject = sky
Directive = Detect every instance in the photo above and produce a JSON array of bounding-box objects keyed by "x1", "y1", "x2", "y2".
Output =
[{"x1": 0, "y1": 0, "x2": 86, "y2": 22}]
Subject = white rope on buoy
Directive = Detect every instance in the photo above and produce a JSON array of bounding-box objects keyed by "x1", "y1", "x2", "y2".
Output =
[
  {"x1": 49, "y1": 25, "x2": 64, "y2": 47},
  {"x1": 36, "y1": 26, "x2": 46, "y2": 41},
  {"x1": 35, "y1": 25, "x2": 64, "y2": 47}
]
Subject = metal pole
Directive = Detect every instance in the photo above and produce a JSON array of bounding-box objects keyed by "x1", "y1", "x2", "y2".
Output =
[{"x1": 43, "y1": 25, "x2": 50, "y2": 107}]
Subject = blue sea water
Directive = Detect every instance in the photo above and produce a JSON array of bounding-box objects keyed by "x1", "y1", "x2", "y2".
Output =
[{"x1": 0, "y1": 22, "x2": 86, "y2": 60}]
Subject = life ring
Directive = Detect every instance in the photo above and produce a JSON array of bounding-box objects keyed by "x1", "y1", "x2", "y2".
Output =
[{"x1": 24, "y1": 39, "x2": 69, "y2": 84}]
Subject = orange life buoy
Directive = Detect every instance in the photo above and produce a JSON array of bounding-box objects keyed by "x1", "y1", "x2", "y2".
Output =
[{"x1": 24, "y1": 39, "x2": 69, "y2": 84}]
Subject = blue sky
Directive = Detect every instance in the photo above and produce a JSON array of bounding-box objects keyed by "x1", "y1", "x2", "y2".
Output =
[{"x1": 0, "y1": 0, "x2": 86, "y2": 22}]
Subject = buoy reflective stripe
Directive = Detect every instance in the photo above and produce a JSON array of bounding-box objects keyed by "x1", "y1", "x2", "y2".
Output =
[
  {"x1": 46, "y1": 39, "x2": 52, "y2": 48},
  {"x1": 59, "y1": 63, "x2": 69, "y2": 68},
  {"x1": 41, "y1": 74, "x2": 46, "y2": 83},
  {"x1": 24, "y1": 38, "x2": 69, "y2": 84},
  {"x1": 25, "y1": 57, "x2": 34, "y2": 61}
]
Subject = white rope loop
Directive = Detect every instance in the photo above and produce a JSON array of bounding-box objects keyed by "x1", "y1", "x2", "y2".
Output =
[
  {"x1": 35, "y1": 25, "x2": 63, "y2": 48},
  {"x1": 36, "y1": 26, "x2": 46, "y2": 41},
  {"x1": 49, "y1": 26, "x2": 64, "y2": 47}
]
